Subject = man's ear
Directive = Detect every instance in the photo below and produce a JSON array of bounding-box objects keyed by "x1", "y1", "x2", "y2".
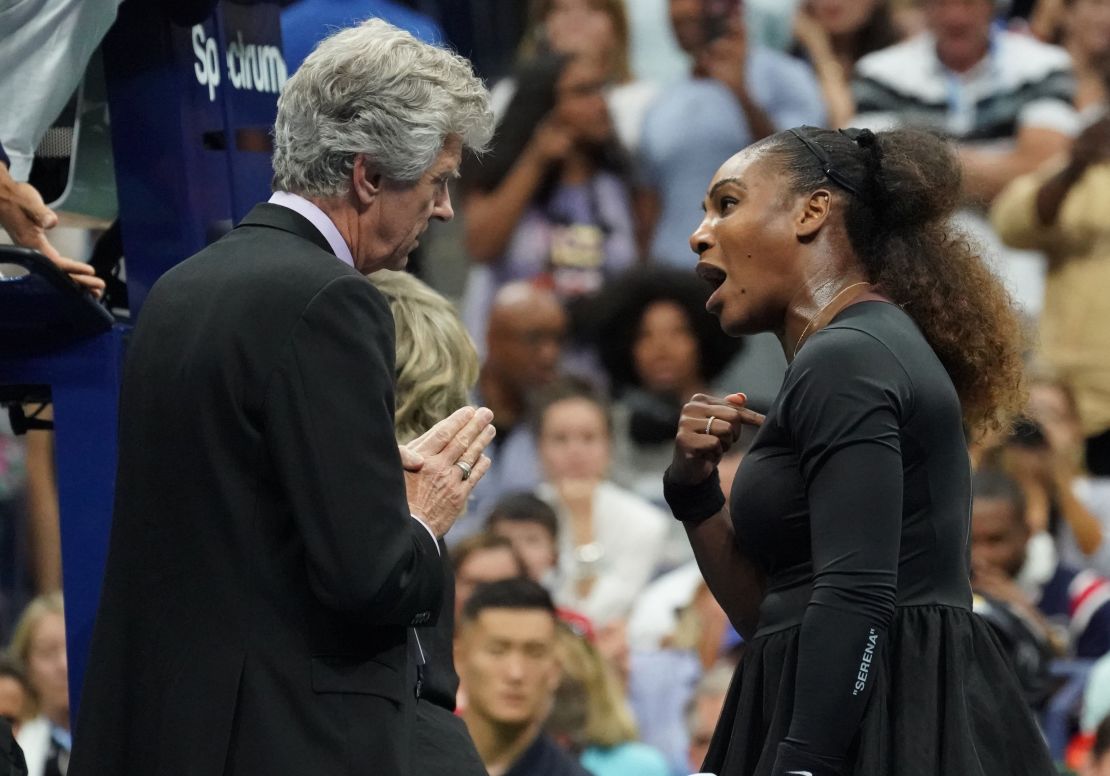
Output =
[
  {"x1": 796, "y1": 188, "x2": 832, "y2": 239},
  {"x1": 352, "y1": 153, "x2": 384, "y2": 206}
]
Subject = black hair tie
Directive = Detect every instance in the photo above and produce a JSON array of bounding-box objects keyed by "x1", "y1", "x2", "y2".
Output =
[
  {"x1": 838, "y1": 127, "x2": 884, "y2": 206},
  {"x1": 841, "y1": 127, "x2": 882, "y2": 166},
  {"x1": 842, "y1": 127, "x2": 877, "y2": 147}
]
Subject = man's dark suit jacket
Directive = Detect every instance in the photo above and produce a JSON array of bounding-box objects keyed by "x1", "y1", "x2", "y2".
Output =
[
  {"x1": 410, "y1": 544, "x2": 487, "y2": 776},
  {"x1": 69, "y1": 204, "x2": 444, "y2": 776}
]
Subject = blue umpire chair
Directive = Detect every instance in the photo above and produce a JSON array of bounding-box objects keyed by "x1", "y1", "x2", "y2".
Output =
[
  {"x1": 0, "y1": 247, "x2": 122, "y2": 719},
  {"x1": 0, "y1": 0, "x2": 284, "y2": 721}
]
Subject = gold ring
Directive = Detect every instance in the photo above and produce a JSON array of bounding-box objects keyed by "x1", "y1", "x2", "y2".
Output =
[
  {"x1": 705, "y1": 416, "x2": 716, "y2": 435},
  {"x1": 455, "y1": 461, "x2": 473, "y2": 481}
]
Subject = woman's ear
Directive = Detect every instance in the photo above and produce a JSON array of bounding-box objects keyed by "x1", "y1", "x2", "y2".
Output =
[{"x1": 795, "y1": 188, "x2": 832, "y2": 239}]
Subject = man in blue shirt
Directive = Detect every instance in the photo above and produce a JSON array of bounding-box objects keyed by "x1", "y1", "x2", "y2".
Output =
[
  {"x1": 636, "y1": 0, "x2": 825, "y2": 268},
  {"x1": 282, "y1": 0, "x2": 446, "y2": 73}
]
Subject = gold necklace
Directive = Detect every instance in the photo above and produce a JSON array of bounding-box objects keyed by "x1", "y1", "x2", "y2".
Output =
[{"x1": 792, "y1": 281, "x2": 871, "y2": 359}]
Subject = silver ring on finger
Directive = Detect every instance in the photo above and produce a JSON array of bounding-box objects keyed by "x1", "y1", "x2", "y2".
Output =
[
  {"x1": 455, "y1": 460, "x2": 473, "y2": 481},
  {"x1": 704, "y1": 415, "x2": 716, "y2": 435}
]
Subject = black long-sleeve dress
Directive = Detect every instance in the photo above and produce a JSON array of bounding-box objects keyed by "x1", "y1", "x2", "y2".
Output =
[{"x1": 705, "y1": 301, "x2": 1055, "y2": 776}]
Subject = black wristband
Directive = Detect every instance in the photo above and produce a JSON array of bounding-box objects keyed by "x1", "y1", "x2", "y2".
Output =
[
  {"x1": 771, "y1": 740, "x2": 843, "y2": 776},
  {"x1": 663, "y1": 466, "x2": 726, "y2": 525}
]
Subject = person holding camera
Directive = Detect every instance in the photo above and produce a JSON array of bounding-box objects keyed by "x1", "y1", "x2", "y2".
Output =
[{"x1": 635, "y1": 0, "x2": 826, "y2": 268}]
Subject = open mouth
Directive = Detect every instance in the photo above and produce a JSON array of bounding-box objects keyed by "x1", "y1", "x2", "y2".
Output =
[
  {"x1": 696, "y1": 261, "x2": 727, "y2": 292},
  {"x1": 696, "y1": 261, "x2": 727, "y2": 315}
]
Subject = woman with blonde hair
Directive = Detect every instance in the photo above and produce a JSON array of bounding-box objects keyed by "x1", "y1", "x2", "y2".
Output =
[
  {"x1": 368, "y1": 270, "x2": 480, "y2": 444},
  {"x1": 550, "y1": 623, "x2": 669, "y2": 776},
  {"x1": 9, "y1": 592, "x2": 67, "y2": 776},
  {"x1": 367, "y1": 269, "x2": 486, "y2": 776}
]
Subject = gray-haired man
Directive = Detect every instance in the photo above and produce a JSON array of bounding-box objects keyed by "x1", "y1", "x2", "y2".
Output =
[{"x1": 70, "y1": 20, "x2": 495, "y2": 776}]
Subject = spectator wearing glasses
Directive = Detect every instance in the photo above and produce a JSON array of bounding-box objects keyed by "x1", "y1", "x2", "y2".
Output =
[{"x1": 460, "y1": 283, "x2": 569, "y2": 540}]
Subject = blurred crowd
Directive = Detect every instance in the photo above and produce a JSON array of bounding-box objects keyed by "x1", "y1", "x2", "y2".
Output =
[{"x1": 3, "y1": 0, "x2": 1110, "y2": 774}]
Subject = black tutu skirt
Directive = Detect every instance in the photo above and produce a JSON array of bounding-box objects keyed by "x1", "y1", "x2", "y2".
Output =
[{"x1": 702, "y1": 605, "x2": 1057, "y2": 776}]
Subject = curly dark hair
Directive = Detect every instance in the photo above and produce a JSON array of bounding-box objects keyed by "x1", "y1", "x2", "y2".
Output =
[
  {"x1": 591, "y1": 267, "x2": 743, "y2": 396},
  {"x1": 760, "y1": 126, "x2": 1026, "y2": 433}
]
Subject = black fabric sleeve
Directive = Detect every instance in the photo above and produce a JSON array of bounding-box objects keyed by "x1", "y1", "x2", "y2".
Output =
[
  {"x1": 264, "y1": 274, "x2": 444, "y2": 626},
  {"x1": 772, "y1": 327, "x2": 911, "y2": 775}
]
